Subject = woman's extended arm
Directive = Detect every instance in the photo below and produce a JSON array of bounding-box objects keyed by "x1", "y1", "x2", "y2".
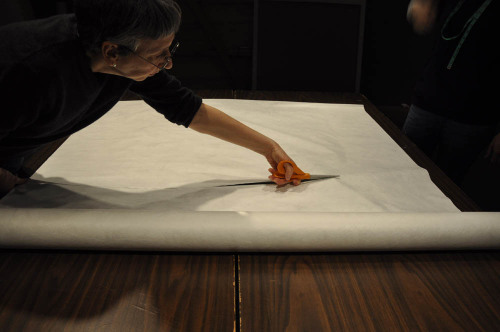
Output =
[{"x1": 189, "y1": 103, "x2": 302, "y2": 185}]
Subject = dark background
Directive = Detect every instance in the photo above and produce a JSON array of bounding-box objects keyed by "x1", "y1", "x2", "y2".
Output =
[{"x1": 0, "y1": 0, "x2": 437, "y2": 125}]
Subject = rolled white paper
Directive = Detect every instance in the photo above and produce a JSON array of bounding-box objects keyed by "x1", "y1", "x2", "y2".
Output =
[{"x1": 1, "y1": 209, "x2": 498, "y2": 251}]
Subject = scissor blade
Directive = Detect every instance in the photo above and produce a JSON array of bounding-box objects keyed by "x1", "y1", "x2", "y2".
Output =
[
  {"x1": 216, "y1": 175, "x2": 339, "y2": 187},
  {"x1": 306, "y1": 174, "x2": 339, "y2": 181}
]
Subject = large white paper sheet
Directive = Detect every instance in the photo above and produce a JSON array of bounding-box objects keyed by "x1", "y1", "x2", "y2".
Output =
[
  {"x1": 2, "y1": 99, "x2": 497, "y2": 251},
  {"x1": 1, "y1": 100, "x2": 458, "y2": 212}
]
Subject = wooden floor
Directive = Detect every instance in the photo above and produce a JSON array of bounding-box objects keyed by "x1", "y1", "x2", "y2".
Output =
[{"x1": 1, "y1": 91, "x2": 499, "y2": 331}]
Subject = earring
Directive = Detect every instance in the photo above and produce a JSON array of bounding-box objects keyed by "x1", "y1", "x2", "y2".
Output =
[{"x1": 111, "y1": 63, "x2": 117, "y2": 68}]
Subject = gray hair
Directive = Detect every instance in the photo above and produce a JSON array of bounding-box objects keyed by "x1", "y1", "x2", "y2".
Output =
[{"x1": 75, "y1": 0, "x2": 182, "y2": 55}]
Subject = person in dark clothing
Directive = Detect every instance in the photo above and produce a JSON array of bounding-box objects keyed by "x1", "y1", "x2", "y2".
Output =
[
  {"x1": 0, "y1": 0, "x2": 301, "y2": 197},
  {"x1": 404, "y1": 0, "x2": 499, "y2": 184}
]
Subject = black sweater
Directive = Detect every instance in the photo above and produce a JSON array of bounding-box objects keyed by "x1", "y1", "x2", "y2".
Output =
[
  {"x1": 0, "y1": 14, "x2": 202, "y2": 159},
  {"x1": 412, "y1": 0, "x2": 498, "y2": 125}
]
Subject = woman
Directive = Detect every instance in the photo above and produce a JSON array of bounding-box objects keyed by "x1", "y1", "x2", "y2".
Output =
[
  {"x1": 0, "y1": 0, "x2": 301, "y2": 197},
  {"x1": 405, "y1": 0, "x2": 499, "y2": 184}
]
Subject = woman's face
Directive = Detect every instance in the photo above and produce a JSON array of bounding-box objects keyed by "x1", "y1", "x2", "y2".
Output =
[{"x1": 114, "y1": 34, "x2": 176, "y2": 81}]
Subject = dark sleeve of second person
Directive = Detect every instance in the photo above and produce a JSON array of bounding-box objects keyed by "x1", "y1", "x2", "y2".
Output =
[{"x1": 128, "y1": 71, "x2": 202, "y2": 128}]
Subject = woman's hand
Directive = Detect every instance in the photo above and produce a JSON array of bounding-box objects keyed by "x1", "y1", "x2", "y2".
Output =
[
  {"x1": 0, "y1": 167, "x2": 26, "y2": 198},
  {"x1": 265, "y1": 144, "x2": 301, "y2": 186}
]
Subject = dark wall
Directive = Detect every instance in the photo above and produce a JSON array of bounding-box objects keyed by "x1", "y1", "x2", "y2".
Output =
[
  {"x1": 0, "y1": 0, "x2": 71, "y2": 22},
  {"x1": 171, "y1": 0, "x2": 255, "y2": 89},
  {"x1": 362, "y1": 1, "x2": 436, "y2": 106},
  {"x1": 0, "y1": 0, "x2": 437, "y2": 107},
  {"x1": 256, "y1": 2, "x2": 361, "y2": 92}
]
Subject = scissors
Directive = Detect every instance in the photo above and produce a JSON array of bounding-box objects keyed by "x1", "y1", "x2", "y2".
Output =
[
  {"x1": 271, "y1": 160, "x2": 338, "y2": 183},
  {"x1": 217, "y1": 160, "x2": 338, "y2": 187}
]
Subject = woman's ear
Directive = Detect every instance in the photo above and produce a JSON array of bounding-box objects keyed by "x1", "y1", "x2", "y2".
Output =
[{"x1": 101, "y1": 41, "x2": 120, "y2": 66}]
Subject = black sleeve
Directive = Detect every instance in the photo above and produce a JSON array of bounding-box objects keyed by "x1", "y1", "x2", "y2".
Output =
[
  {"x1": 128, "y1": 71, "x2": 202, "y2": 127},
  {"x1": 0, "y1": 63, "x2": 42, "y2": 143}
]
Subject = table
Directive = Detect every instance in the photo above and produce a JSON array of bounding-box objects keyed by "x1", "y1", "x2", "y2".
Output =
[{"x1": 1, "y1": 91, "x2": 498, "y2": 331}]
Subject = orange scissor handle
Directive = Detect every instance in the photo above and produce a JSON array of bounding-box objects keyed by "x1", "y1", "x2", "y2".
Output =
[{"x1": 272, "y1": 160, "x2": 311, "y2": 180}]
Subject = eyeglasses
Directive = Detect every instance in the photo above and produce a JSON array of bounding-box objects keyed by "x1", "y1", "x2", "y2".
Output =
[{"x1": 120, "y1": 41, "x2": 180, "y2": 70}]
